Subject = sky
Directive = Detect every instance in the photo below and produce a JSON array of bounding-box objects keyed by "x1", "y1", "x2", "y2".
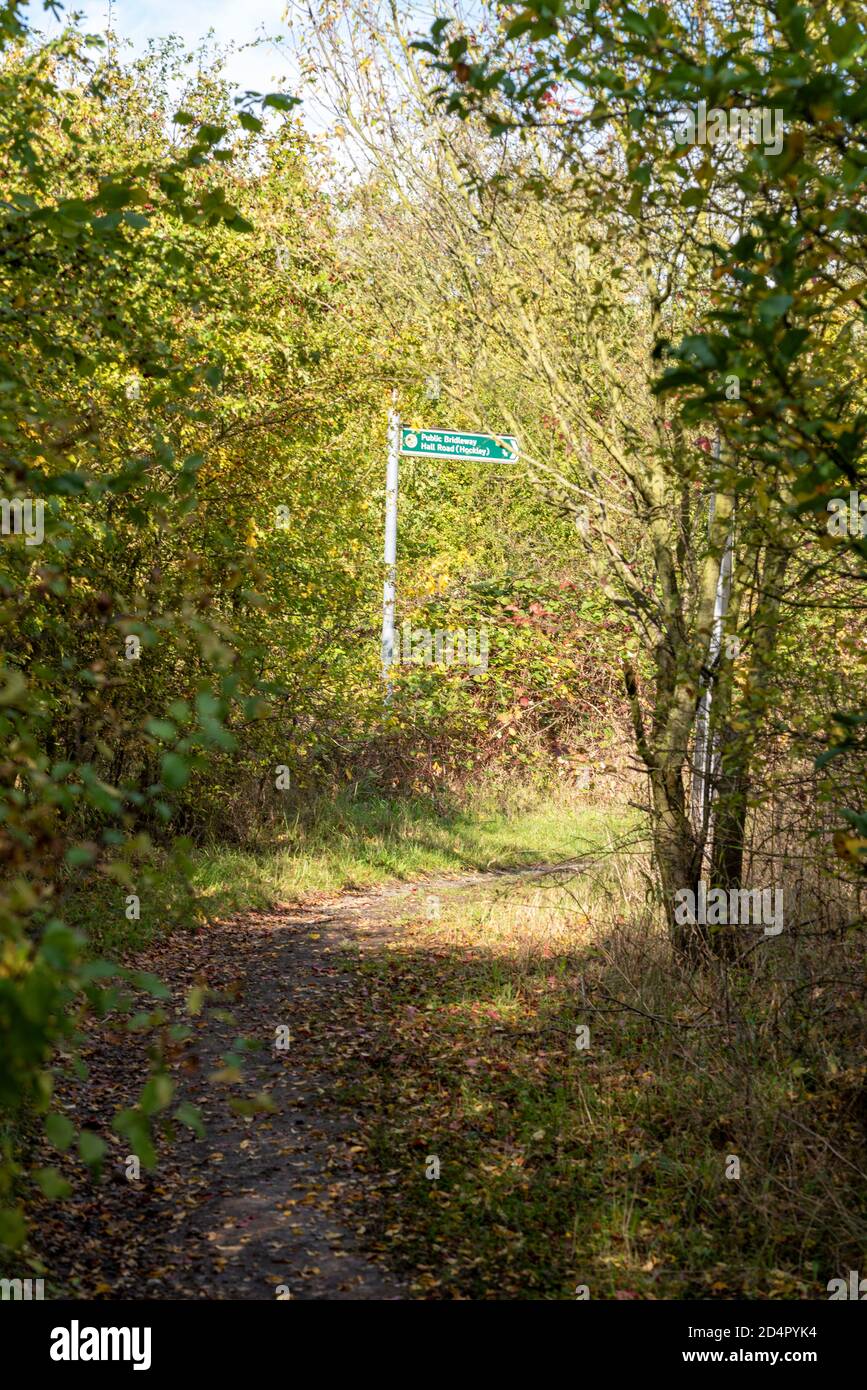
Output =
[
  {"x1": 28, "y1": 0, "x2": 299, "y2": 95},
  {"x1": 25, "y1": 0, "x2": 455, "y2": 150}
]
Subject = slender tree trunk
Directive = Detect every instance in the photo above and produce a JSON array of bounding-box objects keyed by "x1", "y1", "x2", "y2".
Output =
[
  {"x1": 650, "y1": 762, "x2": 704, "y2": 956},
  {"x1": 706, "y1": 545, "x2": 790, "y2": 954}
]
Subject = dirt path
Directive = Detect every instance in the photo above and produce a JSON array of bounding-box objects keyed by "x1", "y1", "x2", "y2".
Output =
[{"x1": 34, "y1": 861, "x2": 583, "y2": 1301}]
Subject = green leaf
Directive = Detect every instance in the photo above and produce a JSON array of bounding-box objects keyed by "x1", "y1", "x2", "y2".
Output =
[
  {"x1": 263, "y1": 93, "x2": 300, "y2": 111},
  {"x1": 112, "y1": 1109, "x2": 157, "y2": 1170},
  {"x1": 78, "y1": 1131, "x2": 107, "y2": 1169},
  {"x1": 125, "y1": 970, "x2": 170, "y2": 1000},
  {"x1": 0, "y1": 1208, "x2": 27, "y2": 1250},
  {"x1": 622, "y1": 10, "x2": 652, "y2": 37},
  {"x1": 45, "y1": 1113, "x2": 75, "y2": 1151},
  {"x1": 145, "y1": 718, "x2": 177, "y2": 741},
  {"x1": 160, "y1": 752, "x2": 189, "y2": 789},
  {"x1": 174, "y1": 1102, "x2": 205, "y2": 1138},
  {"x1": 65, "y1": 844, "x2": 96, "y2": 867},
  {"x1": 757, "y1": 293, "x2": 793, "y2": 326},
  {"x1": 141, "y1": 1073, "x2": 174, "y2": 1116},
  {"x1": 229, "y1": 1091, "x2": 277, "y2": 1116},
  {"x1": 34, "y1": 1167, "x2": 72, "y2": 1199},
  {"x1": 196, "y1": 123, "x2": 227, "y2": 145}
]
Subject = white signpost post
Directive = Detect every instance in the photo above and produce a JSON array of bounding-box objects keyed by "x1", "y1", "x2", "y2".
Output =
[
  {"x1": 379, "y1": 409, "x2": 519, "y2": 698},
  {"x1": 380, "y1": 400, "x2": 400, "y2": 694}
]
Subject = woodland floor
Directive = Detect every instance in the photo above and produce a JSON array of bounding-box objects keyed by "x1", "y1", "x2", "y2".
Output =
[
  {"x1": 30, "y1": 842, "x2": 850, "y2": 1302},
  {"x1": 30, "y1": 863, "x2": 585, "y2": 1301}
]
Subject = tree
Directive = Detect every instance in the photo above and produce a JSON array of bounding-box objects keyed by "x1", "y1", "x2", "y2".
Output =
[{"x1": 299, "y1": 0, "x2": 824, "y2": 951}]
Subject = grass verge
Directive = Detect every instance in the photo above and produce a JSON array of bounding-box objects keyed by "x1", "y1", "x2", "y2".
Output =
[
  {"x1": 71, "y1": 787, "x2": 630, "y2": 953},
  {"x1": 323, "y1": 843, "x2": 867, "y2": 1299}
]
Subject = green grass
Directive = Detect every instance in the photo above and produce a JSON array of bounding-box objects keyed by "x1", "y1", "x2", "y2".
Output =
[
  {"x1": 50, "y1": 789, "x2": 867, "y2": 1299},
  {"x1": 188, "y1": 789, "x2": 632, "y2": 917},
  {"x1": 68, "y1": 787, "x2": 634, "y2": 954},
  {"x1": 326, "y1": 857, "x2": 866, "y2": 1299}
]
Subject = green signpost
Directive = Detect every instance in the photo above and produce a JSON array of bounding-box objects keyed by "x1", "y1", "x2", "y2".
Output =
[
  {"x1": 381, "y1": 413, "x2": 520, "y2": 700},
  {"x1": 399, "y1": 426, "x2": 519, "y2": 464}
]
